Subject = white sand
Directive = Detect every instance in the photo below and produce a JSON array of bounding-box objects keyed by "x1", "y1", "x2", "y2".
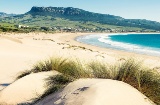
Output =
[
  {"x1": 0, "y1": 71, "x2": 58, "y2": 105},
  {"x1": 0, "y1": 32, "x2": 159, "y2": 104},
  {"x1": 0, "y1": 32, "x2": 116, "y2": 87},
  {"x1": 35, "y1": 79, "x2": 154, "y2": 105}
]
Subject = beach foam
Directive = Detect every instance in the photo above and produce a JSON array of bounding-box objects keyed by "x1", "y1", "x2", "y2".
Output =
[{"x1": 77, "y1": 34, "x2": 160, "y2": 57}]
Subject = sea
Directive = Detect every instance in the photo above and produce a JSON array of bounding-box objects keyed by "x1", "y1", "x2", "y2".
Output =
[{"x1": 76, "y1": 33, "x2": 160, "y2": 57}]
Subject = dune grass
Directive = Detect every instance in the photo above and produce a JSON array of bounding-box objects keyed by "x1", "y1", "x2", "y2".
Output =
[
  {"x1": 54, "y1": 59, "x2": 91, "y2": 79},
  {"x1": 16, "y1": 57, "x2": 160, "y2": 104},
  {"x1": 17, "y1": 57, "x2": 91, "y2": 80},
  {"x1": 16, "y1": 70, "x2": 32, "y2": 80},
  {"x1": 88, "y1": 61, "x2": 118, "y2": 79},
  {"x1": 32, "y1": 74, "x2": 72, "y2": 104},
  {"x1": 115, "y1": 59, "x2": 143, "y2": 89},
  {"x1": 115, "y1": 59, "x2": 160, "y2": 104},
  {"x1": 43, "y1": 74, "x2": 72, "y2": 98},
  {"x1": 139, "y1": 70, "x2": 160, "y2": 104}
]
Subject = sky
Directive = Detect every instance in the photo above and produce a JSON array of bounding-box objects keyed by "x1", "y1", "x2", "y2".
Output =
[{"x1": 0, "y1": 0, "x2": 160, "y2": 22}]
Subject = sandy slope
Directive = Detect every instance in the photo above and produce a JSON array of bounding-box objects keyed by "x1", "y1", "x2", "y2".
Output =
[
  {"x1": 35, "y1": 79, "x2": 155, "y2": 105},
  {"x1": 0, "y1": 32, "x2": 159, "y2": 104},
  {"x1": 0, "y1": 32, "x2": 117, "y2": 88},
  {"x1": 0, "y1": 71, "x2": 58, "y2": 105}
]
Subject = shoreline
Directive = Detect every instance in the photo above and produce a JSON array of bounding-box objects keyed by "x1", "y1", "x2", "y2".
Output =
[
  {"x1": 0, "y1": 32, "x2": 160, "y2": 83},
  {"x1": 75, "y1": 33, "x2": 160, "y2": 57},
  {"x1": 0, "y1": 32, "x2": 159, "y2": 104},
  {"x1": 59, "y1": 33, "x2": 160, "y2": 69}
]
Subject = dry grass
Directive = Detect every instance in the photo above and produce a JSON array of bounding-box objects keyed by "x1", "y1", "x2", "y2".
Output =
[
  {"x1": 16, "y1": 57, "x2": 160, "y2": 104},
  {"x1": 88, "y1": 61, "x2": 117, "y2": 79}
]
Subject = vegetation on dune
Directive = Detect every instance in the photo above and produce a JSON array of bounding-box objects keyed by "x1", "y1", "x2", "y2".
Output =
[
  {"x1": 17, "y1": 57, "x2": 160, "y2": 105},
  {"x1": 88, "y1": 61, "x2": 118, "y2": 79},
  {"x1": 16, "y1": 70, "x2": 32, "y2": 80},
  {"x1": 32, "y1": 74, "x2": 72, "y2": 104}
]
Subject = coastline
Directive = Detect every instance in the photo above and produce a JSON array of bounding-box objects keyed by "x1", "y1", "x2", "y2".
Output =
[
  {"x1": 75, "y1": 33, "x2": 160, "y2": 57},
  {"x1": 60, "y1": 33, "x2": 160, "y2": 68},
  {"x1": 0, "y1": 32, "x2": 159, "y2": 84},
  {"x1": 0, "y1": 32, "x2": 159, "y2": 104}
]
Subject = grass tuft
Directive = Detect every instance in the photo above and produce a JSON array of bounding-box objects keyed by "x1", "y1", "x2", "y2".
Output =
[
  {"x1": 31, "y1": 60, "x2": 52, "y2": 73},
  {"x1": 16, "y1": 70, "x2": 31, "y2": 80},
  {"x1": 55, "y1": 59, "x2": 91, "y2": 79},
  {"x1": 16, "y1": 57, "x2": 160, "y2": 104},
  {"x1": 114, "y1": 59, "x2": 160, "y2": 105},
  {"x1": 50, "y1": 57, "x2": 68, "y2": 71},
  {"x1": 88, "y1": 61, "x2": 117, "y2": 79},
  {"x1": 33, "y1": 74, "x2": 72, "y2": 104},
  {"x1": 139, "y1": 70, "x2": 160, "y2": 104},
  {"x1": 116, "y1": 59, "x2": 142, "y2": 81}
]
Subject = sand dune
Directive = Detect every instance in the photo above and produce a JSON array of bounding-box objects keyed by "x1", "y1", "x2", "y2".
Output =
[
  {"x1": 0, "y1": 32, "x2": 159, "y2": 105},
  {"x1": 35, "y1": 79, "x2": 154, "y2": 105},
  {"x1": 0, "y1": 71, "x2": 58, "y2": 104}
]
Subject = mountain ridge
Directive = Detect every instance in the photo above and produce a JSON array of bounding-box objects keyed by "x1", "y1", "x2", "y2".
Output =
[
  {"x1": 25, "y1": 6, "x2": 160, "y2": 31},
  {"x1": 26, "y1": 6, "x2": 123, "y2": 23},
  {"x1": 27, "y1": 6, "x2": 122, "y2": 19},
  {"x1": 1, "y1": 6, "x2": 160, "y2": 32}
]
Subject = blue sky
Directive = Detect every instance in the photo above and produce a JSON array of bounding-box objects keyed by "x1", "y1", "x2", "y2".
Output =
[{"x1": 0, "y1": 0, "x2": 160, "y2": 22}]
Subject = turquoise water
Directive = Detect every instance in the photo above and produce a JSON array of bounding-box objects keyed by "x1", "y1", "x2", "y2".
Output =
[
  {"x1": 76, "y1": 33, "x2": 160, "y2": 56},
  {"x1": 110, "y1": 34, "x2": 160, "y2": 48}
]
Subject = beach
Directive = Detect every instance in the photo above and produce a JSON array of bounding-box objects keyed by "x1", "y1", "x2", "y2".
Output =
[
  {"x1": 0, "y1": 32, "x2": 160, "y2": 88},
  {"x1": 60, "y1": 33, "x2": 160, "y2": 68},
  {"x1": 0, "y1": 32, "x2": 159, "y2": 104}
]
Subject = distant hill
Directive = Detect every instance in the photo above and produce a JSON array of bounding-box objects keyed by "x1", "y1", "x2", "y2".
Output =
[
  {"x1": 25, "y1": 7, "x2": 160, "y2": 31},
  {"x1": 0, "y1": 6, "x2": 160, "y2": 32},
  {"x1": 27, "y1": 7, "x2": 123, "y2": 21},
  {"x1": 0, "y1": 12, "x2": 16, "y2": 17}
]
